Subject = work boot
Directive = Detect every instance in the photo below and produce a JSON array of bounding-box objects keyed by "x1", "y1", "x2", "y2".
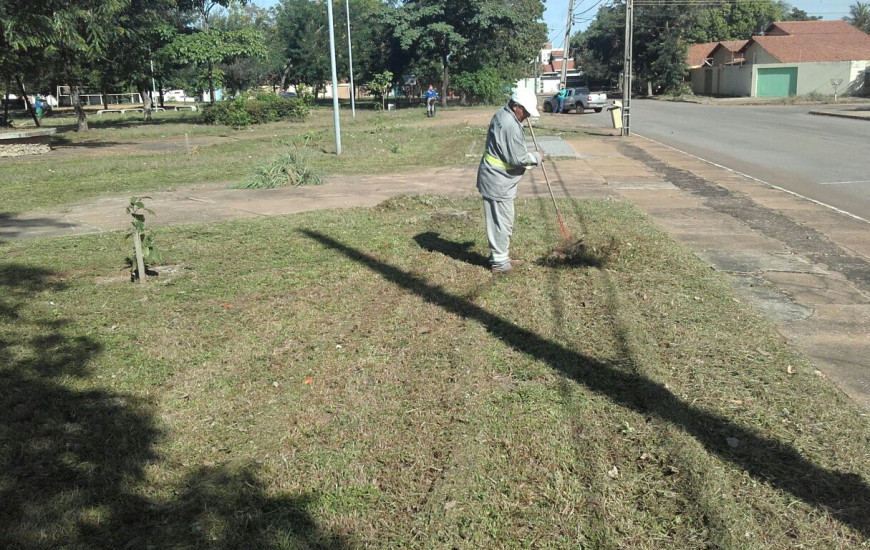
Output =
[
  {"x1": 491, "y1": 266, "x2": 514, "y2": 275},
  {"x1": 509, "y1": 259, "x2": 525, "y2": 267}
]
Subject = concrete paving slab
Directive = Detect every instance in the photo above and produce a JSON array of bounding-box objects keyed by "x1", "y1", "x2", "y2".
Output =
[
  {"x1": 526, "y1": 135, "x2": 579, "y2": 159},
  {"x1": 696, "y1": 250, "x2": 829, "y2": 275},
  {"x1": 729, "y1": 275, "x2": 815, "y2": 323},
  {"x1": 608, "y1": 180, "x2": 677, "y2": 189},
  {"x1": 763, "y1": 271, "x2": 870, "y2": 306}
]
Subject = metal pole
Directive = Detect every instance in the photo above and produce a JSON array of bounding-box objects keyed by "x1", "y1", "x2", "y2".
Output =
[
  {"x1": 621, "y1": 0, "x2": 633, "y2": 136},
  {"x1": 345, "y1": 0, "x2": 355, "y2": 117},
  {"x1": 150, "y1": 58, "x2": 157, "y2": 95},
  {"x1": 326, "y1": 0, "x2": 342, "y2": 154},
  {"x1": 560, "y1": 0, "x2": 575, "y2": 87}
]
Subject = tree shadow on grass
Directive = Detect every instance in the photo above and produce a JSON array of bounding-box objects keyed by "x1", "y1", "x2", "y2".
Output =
[
  {"x1": 301, "y1": 228, "x2": 870, "y2": 538},
  {"x1": 413, "y1": 231, "x2": 489, "y2": 268},
  {"x1": 0, "y1": 264, "x2": 352, "y2": 549}
]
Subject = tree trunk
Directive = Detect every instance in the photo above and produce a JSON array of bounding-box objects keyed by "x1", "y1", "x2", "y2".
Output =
[
  {"x1": 647, "y1": 80, "x2": 653, "y2": 96},
  {"x1": 102, "y1": 89, "x2": 109, "y2": 110},
  {"x1": 158, "y1": 82, "x2": 165, "y2": 108},
  {"x1": 441, "y1": 55, "x2": 449, "y2": 108},
  {"x1": 3, "y1": 75, "x2": 11, "y2": 122},
  {"x1": 141, "y1": 89, "x2": 153, "y2": 122},
  {"x1": 207, "y1": 59, "x2": 216, "y2": 103},
  {"x1": 280, "y1": 65, "x2": 292, "y2": 92},
  {"x1": 16, "y1": 76, "x2": 40, "y2": 127},
  {"x1": 70, "y1": 85, "x2": 88, "y2": 131}
]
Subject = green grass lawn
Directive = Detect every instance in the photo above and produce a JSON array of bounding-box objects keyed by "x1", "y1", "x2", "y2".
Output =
[
  {"x1": 0, "y1": 108, "x2": 493, "y2": 214},
  {"x1": 2, "y1": 195, "x2": 869, "y2": 548}
]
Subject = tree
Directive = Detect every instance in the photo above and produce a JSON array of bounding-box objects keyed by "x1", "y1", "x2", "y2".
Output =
[
  {"x1": 778, "y1": 2, "x2": 822, "y2": 21},
  {"x1": 213, "y1": 3, "x2": 278, "y2": 94},
  {"x1": 49, "y1": 0, "x2": 130, "y2": 131},
  {"x1": 689, "y1": 0, "x2": 784, "y2": 43},
  {"x1": 575, "y1": 3, "x2": 625, "y2": 86},
  {"x1": 368, "y1": 70, "x2": 393, "y2": 110},
  {"x1": 160, "y1": 28, "x2": 266, "y2": 102},
  {"x1": 174, "y1": 0, "x2": 255, "y2": 102},
  {"x1": 271, "y1": 0, "x2": 393, "y2": 99},
  {"x1": 390, "y1": 0, "x2": 545, "y2": 106},
  {"x1": 96, "y1": 0, "x2": 182, "y2": 121},
  {"x1": 272, "y1": 0, "x2": 331, "y2": 96},
  {"x1": 578, "y1": 0, "x2": 808, "y2": 95},
  {"x1": 845, "y1": 1, "x2": 870, "y2": 33},
  {"x1": 1, "y1": 0, "x2": 129, "y2": 130}
]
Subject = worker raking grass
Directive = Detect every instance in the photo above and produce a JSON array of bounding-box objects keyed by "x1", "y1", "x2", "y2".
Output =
[{"x1": 476, "y1": 88, "x2": 544, "y2": 275}]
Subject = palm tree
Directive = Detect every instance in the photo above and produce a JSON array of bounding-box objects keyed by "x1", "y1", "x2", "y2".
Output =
[{"x1": 844, "y1": 1, "x2": 870, "y2": 33}]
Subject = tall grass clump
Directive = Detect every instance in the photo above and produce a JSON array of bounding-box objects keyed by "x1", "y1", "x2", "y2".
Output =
[{"x1": 235, "y1": 149, "x2": 323, "y2": 189}]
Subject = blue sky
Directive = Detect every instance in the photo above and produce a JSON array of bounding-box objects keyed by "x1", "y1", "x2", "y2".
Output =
[{"x1": 251, "y1": 0, "x2": 858, "y2": 50}]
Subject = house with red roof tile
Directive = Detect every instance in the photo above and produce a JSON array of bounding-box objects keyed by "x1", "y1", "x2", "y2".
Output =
[
  {"x1": 516, "y1": 43, "x2": 587, "y2": 95},
  {"x1": 688, "y1": 20, "x2": 870, "y2": 97},
  {"x1": 536, "y1": 44, "x2": 583, "y2": 94}
]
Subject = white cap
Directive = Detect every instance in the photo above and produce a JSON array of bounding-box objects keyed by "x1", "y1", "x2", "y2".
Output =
[{"x1": 510, "y1": 88, "x2": 540, "y2": 118}]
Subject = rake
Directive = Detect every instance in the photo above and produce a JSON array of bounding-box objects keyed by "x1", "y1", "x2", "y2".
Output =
[{"x1": 526, "y1": 118, "x2": 573, "y2": 241}]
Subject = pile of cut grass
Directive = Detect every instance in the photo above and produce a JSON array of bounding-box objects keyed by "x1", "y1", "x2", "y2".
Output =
[{"x1": 1, "y1": 196, "x2": 868, "y2": 548}]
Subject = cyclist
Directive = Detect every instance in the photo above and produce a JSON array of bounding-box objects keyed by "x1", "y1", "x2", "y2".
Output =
[{"x1": 425, "y1": 85, "x2": 439, "y2": 117}]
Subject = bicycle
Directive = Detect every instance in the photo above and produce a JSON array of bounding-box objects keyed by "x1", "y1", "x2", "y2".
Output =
[{"x1": 426, "y1": 97, "x2": 437, "y2": 117}]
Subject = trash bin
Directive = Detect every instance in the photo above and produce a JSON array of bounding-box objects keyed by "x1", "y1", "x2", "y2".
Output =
[{"x1": 608, "y1": 100, "x2": 623, "y2": 130}]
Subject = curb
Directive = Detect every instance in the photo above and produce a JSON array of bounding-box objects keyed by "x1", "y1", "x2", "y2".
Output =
[{"x1": 808, "y1": 110, "x2": 870, "y2": 121}]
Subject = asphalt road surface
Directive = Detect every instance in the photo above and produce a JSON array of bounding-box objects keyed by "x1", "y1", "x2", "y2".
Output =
[{"x1": 584, "y1": 99, "x2": 870, "y2": 221}]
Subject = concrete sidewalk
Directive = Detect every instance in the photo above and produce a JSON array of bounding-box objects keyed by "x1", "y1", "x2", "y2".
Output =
[
  {"x1": 809, "y1": 106, "x2": 870, "y2": 121},
  {"x1": 2, "y1": 134, "x2": 869, "y2": 409}
]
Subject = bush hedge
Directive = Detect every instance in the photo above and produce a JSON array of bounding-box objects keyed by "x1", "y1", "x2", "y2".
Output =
[{"x1": 201, "y1": 94, "x2": 309, "y2": 128}]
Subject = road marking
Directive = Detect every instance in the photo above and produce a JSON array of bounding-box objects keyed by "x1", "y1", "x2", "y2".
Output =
[
  {"x1": 633, "y1": 134, "x2": 870, "y2": 225},
  {"x1": 817, "y1": 180, "x2": 870, "y2": 186}
]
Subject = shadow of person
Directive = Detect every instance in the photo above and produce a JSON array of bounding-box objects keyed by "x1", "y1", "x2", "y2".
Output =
[
  {"x1": 301, "y1": 229, "x2": 870, "y2": 539},
  {"x1": 413, "y1": 231, "x2": 489, "y2": 268},
  {"x1": 0, "y1": 263, "x2": 352, "y2": 548}
]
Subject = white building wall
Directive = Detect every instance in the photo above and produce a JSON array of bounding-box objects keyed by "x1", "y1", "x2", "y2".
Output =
[
  {"x1": 689, "y1": 65, "x2": 751, "y2": 96},
  {"x1": 689, "y1": 68, "x2": 706, "y2": 94},
  {"x1": 743, "y1": 43, "x2": 779, "y2": 65},
  {"x1": 720, "y1": 65, "x2": 752, "y2": 96},
  {"x1": 849, "y1": 60, "x2": 870, "y2": 95},
  {"x1": 792, "y1": 61, "x2": 858, "y2": 95}
]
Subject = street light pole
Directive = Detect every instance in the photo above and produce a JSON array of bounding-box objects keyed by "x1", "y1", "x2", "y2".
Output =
[
  {"x1": 560, "y1": 0, "x2": 575, "y2": 88},
  {"x1": 622, "y1": 0, "x2": 633, "y2": 136},
  {"x1": 345, "y1": 0, "x2": 355, "y2": 117},
  {"x1": 326, "y1": 0, "x2": 342, "y2": 154}
]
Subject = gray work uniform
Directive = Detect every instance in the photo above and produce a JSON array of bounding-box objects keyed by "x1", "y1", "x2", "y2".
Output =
[{"x1": 477, "y1": 104, "x2": 541, "y2": 270}]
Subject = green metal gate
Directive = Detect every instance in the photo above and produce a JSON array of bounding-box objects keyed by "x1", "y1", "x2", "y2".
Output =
[{"x1": 756, "y1": 67, "x2": 798, "y2": 97}]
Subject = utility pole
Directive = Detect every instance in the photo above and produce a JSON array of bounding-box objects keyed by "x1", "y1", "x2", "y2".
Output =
[
  {"x1": 345, "y1": 0, "x2": 355, "y2": 117},
  {"x1": 326, "y1": 0, "x2": 342, "y2": 154},
  {"x1": 560, "y1": 0, "x2": 575, "y2": 87},
  {"x1": 621, "y1": 0, "x2": 633, "y2": 136}
]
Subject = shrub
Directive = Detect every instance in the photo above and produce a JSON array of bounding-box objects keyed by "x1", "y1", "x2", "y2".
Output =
[
  {"x1": 202, "y1": 95, "x2": 309, "y2": 128},
  {"x1": 453, "y1": 67, "x2": 510, "y2": 105}
]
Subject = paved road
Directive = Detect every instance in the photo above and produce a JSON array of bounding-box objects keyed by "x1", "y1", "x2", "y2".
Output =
[{"x1": 584, "y1": 99, "x2": 870, "y2": 221}]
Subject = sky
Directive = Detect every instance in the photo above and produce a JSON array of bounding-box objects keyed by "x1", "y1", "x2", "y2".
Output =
[{"x1": 251, "y1": 0, "x2": 859, "y2": 50}]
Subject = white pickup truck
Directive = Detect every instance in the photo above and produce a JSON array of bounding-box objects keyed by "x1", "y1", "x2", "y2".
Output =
[{"x1": 543, "y1": 87, "x2": 609, "y2": 113}]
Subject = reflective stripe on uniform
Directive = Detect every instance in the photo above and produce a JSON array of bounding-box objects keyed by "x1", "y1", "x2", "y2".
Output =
[{"x1": 485, "y1": 153, "x2": 519, "y2": 171}]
